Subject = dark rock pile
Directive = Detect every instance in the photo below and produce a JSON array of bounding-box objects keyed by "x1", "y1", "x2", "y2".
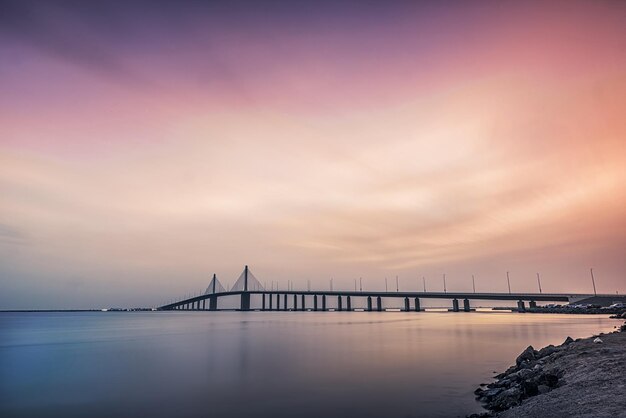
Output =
[{"x1": 472, "y1": 336, "x2": 575, "y2": 414}]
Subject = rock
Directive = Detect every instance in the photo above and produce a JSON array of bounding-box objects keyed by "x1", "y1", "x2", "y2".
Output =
[
  {"x1": 537, "y1": 345, "x2": 557, "y2": 358},
  {"x1": 491, "y1": 387, "x2": 523, "y2": 411},
  {"x1": 521, "y1": 380, "x2": 539, "y2": 397},
  {"x1": 537, "y1": 384, "x2": 551, "y2": 394},
  {"x1": 537, "y1": 371, "x2": 560, "y2": 387},
  {"x1": 481, "y1": 387, "x2": 504, "y2": 400},
  {"x1": 516, "y1": 345, "x2": 537, "y2": 365},
  {"x1": 562, "y1": 336, "x2": 574, "y2": 346},
  {"x1": 509, "y1": 368, "x2": 535, "y2": 382},
  {"x1": 593, "y1": 337, "x2": 603, "y2": 344}
]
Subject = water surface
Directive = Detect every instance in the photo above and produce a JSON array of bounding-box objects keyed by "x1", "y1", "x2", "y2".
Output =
[{"x1": 0, "y1": 312, "x2": 616, "y2": 418}]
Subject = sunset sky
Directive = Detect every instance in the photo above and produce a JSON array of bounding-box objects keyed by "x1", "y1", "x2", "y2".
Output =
[{"x1": 1, "y1": 0, "x2": 625, "y2": 309}]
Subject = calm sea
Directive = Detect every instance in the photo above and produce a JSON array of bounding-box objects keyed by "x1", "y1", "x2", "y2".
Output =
[{"x1": 0, "y1": 311, "x2": 616, "y2": 418}]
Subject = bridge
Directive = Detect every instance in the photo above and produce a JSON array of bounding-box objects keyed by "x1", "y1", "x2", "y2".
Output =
[{"x1": 159, "y1": 266, "x2": 617, "y2": 312}]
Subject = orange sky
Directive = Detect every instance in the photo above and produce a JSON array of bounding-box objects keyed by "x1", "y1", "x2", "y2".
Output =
[{"x1": 0, "y1": 1, "x2": 624, "y2": 308}]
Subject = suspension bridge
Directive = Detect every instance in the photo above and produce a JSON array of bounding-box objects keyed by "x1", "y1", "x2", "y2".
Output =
[{"x1": 158, "y1": 266, "x2": 620, "y2": 312}]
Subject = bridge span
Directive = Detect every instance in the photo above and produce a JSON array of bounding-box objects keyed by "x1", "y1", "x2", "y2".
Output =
[{"x1": 159, "y1": 266, "x2": 602, "y2": 313}]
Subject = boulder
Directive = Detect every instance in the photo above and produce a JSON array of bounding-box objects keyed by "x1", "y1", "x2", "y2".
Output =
[
  {"x1": 521, "y1": 379, "x2": 538, "y2": 397},
  {"x1": 491, "y1": 387, "x2": 523, "y2": 411},
  {"x1": 537, "y1": 371, "x2": 560, "y2": 388},
  {"x1": 561, "y1": 336, "x2": 574, "y2": 346},
  {"x1": 516, "y1": 345, "x2": 537, "y2": 366},
  {"x1": 593, "y1": 337, "x2": 603, "y2": 344},
  {"x1": 481, "y1": 387, "x2": 504, "y2": 401},
  {"x1": 537, "y1": 345, "x2": 557, "y2": 358}
]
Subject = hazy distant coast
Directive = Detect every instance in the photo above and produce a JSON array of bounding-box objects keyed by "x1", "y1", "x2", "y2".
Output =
[{"x1": 471, "y1": 314, "x2": 626, "y2": 417}]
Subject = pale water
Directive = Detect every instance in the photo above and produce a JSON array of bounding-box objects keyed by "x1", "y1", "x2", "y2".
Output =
[{"x1": 0, "y1": 312, "x2": 616, "y2": 418}]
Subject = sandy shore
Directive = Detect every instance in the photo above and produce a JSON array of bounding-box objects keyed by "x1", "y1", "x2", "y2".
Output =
[{"x1": 471, "y1": 319, "x2": 626, "y2": 417}]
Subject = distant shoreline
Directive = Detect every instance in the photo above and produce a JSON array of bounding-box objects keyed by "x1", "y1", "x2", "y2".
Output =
[{"x1": 1, "y1": 308, "x2": 623, "y2": 314}]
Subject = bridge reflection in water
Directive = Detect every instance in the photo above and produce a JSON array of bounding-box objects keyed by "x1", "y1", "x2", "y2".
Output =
[{"x1": 159, "y1": 266, "x2": 599, "y2": 313}]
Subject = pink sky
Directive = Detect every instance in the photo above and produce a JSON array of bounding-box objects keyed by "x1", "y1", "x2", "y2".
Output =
[{"x1": 0, "y1": 1, "x2": 624, "y2": 308}]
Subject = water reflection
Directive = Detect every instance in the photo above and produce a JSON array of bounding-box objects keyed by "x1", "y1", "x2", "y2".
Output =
[{"x1": 0, "y1": 312, "x2": 615, "y2": 418}]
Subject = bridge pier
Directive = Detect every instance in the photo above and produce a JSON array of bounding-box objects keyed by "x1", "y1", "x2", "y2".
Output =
[
  {"x1": 322, "y1": 295, "x2": 327, "y2": 311},
  {"x1": 202, "y1": 299, "x2": 206, "y2": 310},
  {"x1": 210, "y1": 296, "x2": 217, "y2": 311},
  {"x1": 240, "y1": 293, "x2": 251, "y2": 311},
  {"x1": 414, "y1": 297, "x2": 421, "y2": 312},
  {"x1": 293, "y1": 294, "x2": 298, "y2": 311},
  {"x1": 314, "y1": 295, "x2": 318, "y2": 311},
  {"x1": 367, "y1": 296, "x2": 372, "y2": 311},
  {"x1": 463, "y1": 298, "x2": 470, "y2": 312},
  {"x1": 377, "y1": 296, "x2": 382, "y2": 312},
  {"x1": 284, "y1": 294, "x2": 288, "y2": 311},
  {"x1": 337, "y1": 296, "x2": 342, "y2": 311},
  {"x1": 346, "y1": 296, "x2": 351, "y2": 311},
  {"x1": 529, "y1": 301, "x2": 537, "y2": 309},
  {"x1": 404, "y1": 297, "x2": 410, "y2": 312},
  {"x1": 262, "y1": 294, "x2": 266, "y2": 311},
  {"x1": 302, "y1": 294, "x2": 306, "y2": 311},
  {"x1": 517, "y1": 300, "x2": 526, "y2": 313},
  {"x1": 452, "y1": 299, "x2": 459, "y2": 312},
  {"x1": 276, "y1": 294, "x2": 280, "y2": 310}
]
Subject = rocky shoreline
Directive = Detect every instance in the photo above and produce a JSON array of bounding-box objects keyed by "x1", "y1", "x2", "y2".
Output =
[{"x1": 469, "y1": 314, "x2": 626, "y2": 417}]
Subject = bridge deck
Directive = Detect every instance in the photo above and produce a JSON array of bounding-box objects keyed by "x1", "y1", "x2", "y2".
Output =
[{"x1": 159, "y1": 290, "x2": 601, "y2": 310}]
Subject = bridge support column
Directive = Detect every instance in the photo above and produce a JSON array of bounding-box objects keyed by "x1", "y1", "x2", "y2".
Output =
[
  {"x1": 367, "y1": 296, "x2": 372, "y2": 311},
  {"x1": 414, "y1": 297, "x2": 421, "y2": 312},
  {"x1": 262, "y1": 294, "x2": 266, "y2": 311},
  {"x1": 529, "y1": 301, "x2": 537, "y2": 309},
  {"x1": 452, "y1": 299, "x2": 459, "y2": 312},
  {"x1": 517, "y1": 300, "x2": 526, "y2": 313},
  {"x1": 463, "y1": 298, "x2": 470, "y2": 312},
  {"x1": 337, "y1": 296, "x2": 342, "y2": 311},
  {"x1": 302, "y1": 294, "x2": 306, "y2": 311},
  {"x1": 284, "y1": 294, "x2": 288, "y2": 311},
  {"x1": 346, "y1": 296, "x2": 351, "y2": 311},
  {"x1": 277, "y1": 294, "x2": 280, "y2": 310},
  {"x1": 377, "y1": 296, "x2": 382, "y2": 312},
  {"x1": 322, "y1": 295, "x2": 327, "y2": 311},
  {"x1": 202, "y1": 300, "x2": 206, "y2": 310},
  {"x1": 210, "y1": 296, "x2": 217, "y2": 311},
  {"x1": 404, "y1": 297, "x2": 410, "y2": 312},
  {"x1": 269, "y1": 294, "x2": 273, "y2": 310},
  {"x1": 314, "y1": 295, "x2": 318, "y2": 311},
  {"x1": 240, "y1": 293, "x2": 251, "y2": 311},
  {"x1": 293, "y1": 294, "x2": 298, "y2": 311}
]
